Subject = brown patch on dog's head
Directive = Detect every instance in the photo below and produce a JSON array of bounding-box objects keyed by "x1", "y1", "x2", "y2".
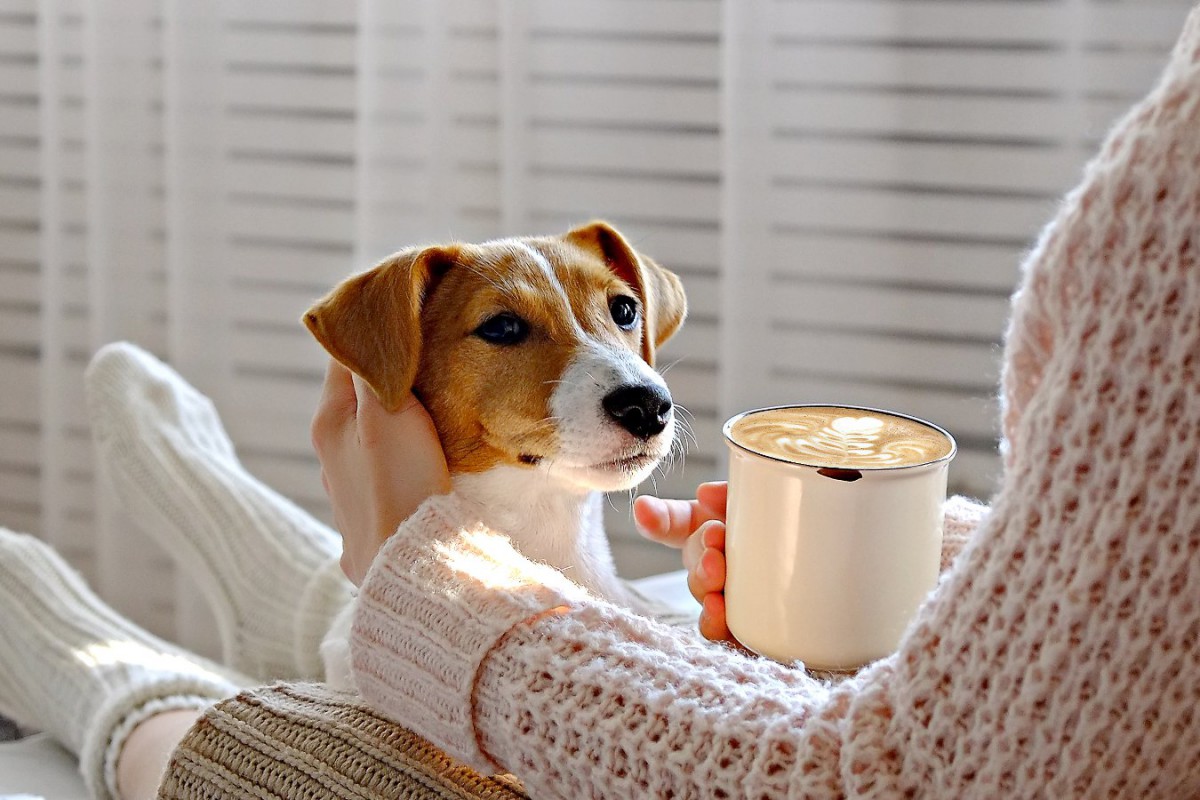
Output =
[
  {"x1": 304, "y1": 223, "x2": 687, "y2": 475},
  {"x1": 562, "y1": 221, "x2": 687, "y2": 366}
]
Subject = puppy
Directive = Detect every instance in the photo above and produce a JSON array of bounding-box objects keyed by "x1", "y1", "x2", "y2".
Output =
[{"x1": 305, "y1": 221, "x2": 687, "y2": 688}]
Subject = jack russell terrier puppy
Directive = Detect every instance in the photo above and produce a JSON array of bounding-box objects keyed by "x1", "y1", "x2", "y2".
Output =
[{"x1": 305, "y1": 220, "x2": 687, "y2": 688}]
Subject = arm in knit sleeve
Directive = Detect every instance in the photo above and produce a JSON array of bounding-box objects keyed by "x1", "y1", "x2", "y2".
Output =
[{"x1": 351, "y1": 13, "x2": 1200, "y2": 797}]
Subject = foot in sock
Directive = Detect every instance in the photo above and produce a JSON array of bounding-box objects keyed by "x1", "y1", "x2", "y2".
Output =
[
  {"x1": 84, "y1": 342, "x2": 353, "y2": 682},
  {"x1": 0, "y1": 529, "x2": 244, "y2": 800}
]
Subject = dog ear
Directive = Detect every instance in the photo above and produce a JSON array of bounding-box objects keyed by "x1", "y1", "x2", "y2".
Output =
[
  {"x1": 565, "y1": 220, "x2": 687, "y2": 365},
  {"x1": 303, "y1": 246, "x2": 454, "y2": 411}
]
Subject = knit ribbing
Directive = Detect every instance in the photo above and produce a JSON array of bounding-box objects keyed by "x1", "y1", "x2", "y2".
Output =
[
  {"x1": 0, "y1": 530, "x2": 245, "y2": 800},
  {"x1": 160, "y1": 682, "x2": 529, "y2": 800},
  {"x1": 350, "y1": 494, "x2": 592, "y2": 773},
  {"x1": 85, "y1": 342, "x2": 354, "y2": 682},
  {"x1": 350, "y1": 495, "x2": 985, "y2": 797}
]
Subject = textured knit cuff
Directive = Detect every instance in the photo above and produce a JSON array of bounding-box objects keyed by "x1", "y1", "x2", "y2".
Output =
[
  {"x1": 940, "y1": 494, "x2": 989, "y2": 572},
  {"x1": 160, "y1": 682, "x2": 529, "y2": 799},
  {"x1": 82, "y1": 676, "x2": 237, "y2": 800},
  {"x1": 349, "y1": 494, "x2": 590, "y2": 772}
]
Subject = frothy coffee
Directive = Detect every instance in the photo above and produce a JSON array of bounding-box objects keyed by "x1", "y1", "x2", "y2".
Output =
[{"x1": 726, "y1": 405, "x2": 954, "y2": 469}]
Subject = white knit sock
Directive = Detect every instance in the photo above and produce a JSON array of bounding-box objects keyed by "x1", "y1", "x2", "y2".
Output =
[
  {"x1": 84, "y1": 342, "x2": 353, "y2": 682},
  {"x1": 0, "y1": 529, "x2": 245, "y2": 800}
]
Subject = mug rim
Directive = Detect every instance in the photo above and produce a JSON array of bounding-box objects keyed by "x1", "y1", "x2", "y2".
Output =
[{"x1": 721, "y1": 403, "x2": 958, "y2": 472}]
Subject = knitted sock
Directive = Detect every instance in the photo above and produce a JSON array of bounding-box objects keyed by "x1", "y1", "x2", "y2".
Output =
[
  {"x1": 84, "y1": 342, "x2": 353, "y2": 682},
  {"x1": 0, "y1": 529, "x2": 244, "y2": 800}
]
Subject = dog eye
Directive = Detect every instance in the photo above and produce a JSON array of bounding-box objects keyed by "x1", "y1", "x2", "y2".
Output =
[
  {"x1": 610, "y1": 295, "x2": 639, "y2": 330},
  {"x1": 474, "y1": 313, "x2": 529, "y2": 345}
]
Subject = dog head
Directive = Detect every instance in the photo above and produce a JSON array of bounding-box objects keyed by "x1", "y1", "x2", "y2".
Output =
[{"x1": 304, "y1": 221, "x2": 687, "y2": 493}]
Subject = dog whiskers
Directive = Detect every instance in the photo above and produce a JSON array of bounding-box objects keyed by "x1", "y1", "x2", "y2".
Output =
[
  {"x1": 658, "y1": 356, "x2": 685, "y2": 377},
  {"x1": 674, "y1": 403, "x2": 697, "y2": 423},
  {"x1": 673, "y1": 404, "x2": 698, "y2": 451},
  {"x1": 646, "y1": 415, "x2": 693, "y2": 488}
]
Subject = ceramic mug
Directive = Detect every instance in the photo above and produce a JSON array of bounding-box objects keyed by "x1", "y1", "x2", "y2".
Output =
[{"x1": 721, "y1": 404, "x2": 956, "y2": 670}]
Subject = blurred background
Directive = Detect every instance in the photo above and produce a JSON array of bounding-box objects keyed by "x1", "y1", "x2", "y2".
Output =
[{"x1": 0, "y1": 0, "x2": 1193, "y2": 656}]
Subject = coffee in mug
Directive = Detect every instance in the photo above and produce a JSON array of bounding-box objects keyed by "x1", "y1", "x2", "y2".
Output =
[{"x1": 722, "y1": 405, "x2": 956, "y2": 670}]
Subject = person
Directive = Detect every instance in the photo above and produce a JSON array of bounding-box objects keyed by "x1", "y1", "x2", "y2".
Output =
[{"x1": 3, "y1": 4, "x2": 1200, "y2": 797}]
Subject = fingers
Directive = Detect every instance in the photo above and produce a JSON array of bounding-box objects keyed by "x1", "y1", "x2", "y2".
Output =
[
  {"x1": 633, "y1": 481, "x2": 728, "y2": 547},
  {"x1": 684, "y1": 520, "x2": 726, "y2": 602},
  {"x1": 695, "y1": 481, "x2": 728, "y2": 517},
  {"x1": 312, "y1": 359, "x2": 357, "y2": 455},
  {"x1": 698, "y1": 593, "x2": 730, "y2": 643},
  {"x1": 351, "y1": 372, "x2": 418, "y2": 426},
  {"x1": 321, "y1": 359, "x2": 356, "y2": 414},
  {"x1": 633, "y1": 496, "x2": 698, "y2": 547},
  {"x1": 681, "y1": 518, "x2": 725, "y2": 571},
  {"x1": 698, "y1": 593, "x2": 748, "y2": 652}
]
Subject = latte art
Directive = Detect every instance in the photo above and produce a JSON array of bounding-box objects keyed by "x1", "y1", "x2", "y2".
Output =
[{"x1": 727, "y1": 406, "x2": 953, "y2": 469}]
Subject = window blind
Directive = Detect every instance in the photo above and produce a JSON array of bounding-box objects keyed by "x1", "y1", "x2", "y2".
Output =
[
  {"x1": 723, "y1": 0, "x2": 1195, "y2": 495},
  {"x1": 0, "y1": 0, "x2": 1193, "y2": 647},
  {"x1": 0, "y1": 0, "x2": 39, "y2": 546}
]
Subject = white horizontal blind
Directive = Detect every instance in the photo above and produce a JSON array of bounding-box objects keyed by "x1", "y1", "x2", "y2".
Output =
[
  {"x1": 358, "y1": 0, "x2": 503, "y2": 259},
  {"x1": 34, "y1": 0, "x2": 190, "y2": 642},
  {"x1": 198, "y1": 1, "x2": 358, "y2": 521},
  {"x1": 0, "y1": 0, "x2": 1194, "y2": 649},
  {"x1": 163, "y1": 1, "x2": 364, "y2": 653},
  {"x1": 723, "y1": 0, "x2": 1196, "y2": 498},
  {"x1": 0, "y1": 0, "x2": 39, "y2": 543}
]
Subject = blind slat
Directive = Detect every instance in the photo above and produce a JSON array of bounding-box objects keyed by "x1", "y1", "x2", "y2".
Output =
[
  {"x1": 531, "y1": 39, "x2": 719, "y2": 82},
  {"x1": 773, "y1": 91, "x2": 1078, "y2": 140},
  {"x1": 767, "y1": 284, "x2": 1008, "y2": 341},
  {"x1": 765, "y1": 373, "x2": 999, "y2": 441},
  {"x1": 771, "y1": 232, "x2": 1021, "y2": 291},
  {"x1": 769, "y1": 185, "x2": 1054, "y2": 240},
  {"x1": 530, "y1": 84, "x2": 716, "y2": 127},
  {"x1": 772, "y1": 138, "x2": 1077, "y2": 193},
  {"x1": 531, "y1": 174, "x2": 719, "y2": 223},
  {"x1": 773, "y1": 2, "x2": 1187, "y2": 46},
  {"x1": 531, "y1": 128, "x2": 718, "y2": 177},
  {"x1": 526, "y1": 0, "x2": 720, "y2": 37},
  {"x1": 771, "y1": 329, "x2": 1000, "y2": 389}
]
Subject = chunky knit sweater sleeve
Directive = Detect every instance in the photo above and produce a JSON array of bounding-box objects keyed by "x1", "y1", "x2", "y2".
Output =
[{"x1": 350, "y1": 10, "x2": 1200, "y2": 798}]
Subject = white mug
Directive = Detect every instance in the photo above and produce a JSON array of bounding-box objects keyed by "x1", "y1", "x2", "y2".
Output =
[{"x1": 722, "y1": 405, "x2": 956, "y2": 670}]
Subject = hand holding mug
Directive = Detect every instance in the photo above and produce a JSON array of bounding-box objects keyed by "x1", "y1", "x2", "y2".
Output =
[{"x1": 634, "y1": 482, "x2": 741, "y2": 646}]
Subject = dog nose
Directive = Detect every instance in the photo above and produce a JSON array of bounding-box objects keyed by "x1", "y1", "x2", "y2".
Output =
[{"x1": 602, "y1": 384, "x2": 673, "y2": 439}]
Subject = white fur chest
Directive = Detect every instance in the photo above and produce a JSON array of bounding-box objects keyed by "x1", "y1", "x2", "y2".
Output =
[{"x1": 450, "y1": 468, "x2": 637, "y2": 607}]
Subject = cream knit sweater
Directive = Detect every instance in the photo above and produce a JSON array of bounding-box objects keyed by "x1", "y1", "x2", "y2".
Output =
[{"x1": 343, "y1": 8, "x2": 1200, "y2": 798}]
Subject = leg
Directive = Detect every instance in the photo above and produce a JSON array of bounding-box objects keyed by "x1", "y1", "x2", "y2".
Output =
[
  {"x1": 85, "y1": 343, "x2": 353, "y2": 682},
  {"x1": 0, "y1": 529, "x2": 245, "y2": 800},
  {"x1": 116, "y1": 709, "x2": 201, "y2": 800}
]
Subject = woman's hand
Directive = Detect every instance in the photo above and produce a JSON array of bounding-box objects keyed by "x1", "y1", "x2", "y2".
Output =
[
  {"x1": 311, "y1": 359, "x2": 451, "y2": 586},
  {"x1": 634, "y1": 482, "x2": 742, "y2": 647}
]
